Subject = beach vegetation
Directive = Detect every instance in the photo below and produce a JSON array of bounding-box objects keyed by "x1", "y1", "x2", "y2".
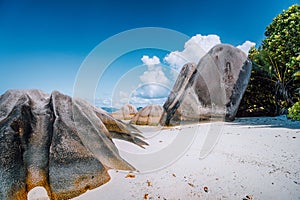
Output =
[
  {"x1": 238, "y1": 4, "x2": 300, "y2": 116},
  {"x1": 288, "y1": 101, "x2": 300, "y2": 120}
]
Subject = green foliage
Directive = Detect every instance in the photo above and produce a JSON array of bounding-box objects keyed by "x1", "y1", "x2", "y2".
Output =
[
  {"x1": 294, "y1": 70, "x2": 300, "y2": 81},
  {"x1": 239, "y1": 5, "x2": 300, "y2": 116},
  {"x1": 263, "y1": 4, "x2": 300, "y2": 79},
  {"x1": 237, "y1": 64, "x2": 277, "y2": 117},
  {"x1": 293, "y1": 70, "x2": 300, "y2": 97},
  {"x1": 288, "y1": 101, "x2": 300, "y2": 120}
]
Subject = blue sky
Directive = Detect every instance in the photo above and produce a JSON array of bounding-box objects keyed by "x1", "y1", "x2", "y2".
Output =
[{"x1": 0, "y1": 0, "x2": 298, "y2": 107}]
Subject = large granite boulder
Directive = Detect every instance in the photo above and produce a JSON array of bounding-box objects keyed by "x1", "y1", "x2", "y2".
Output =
[
  {"x1": 112, "y1": 104, "x2": 137, "y2": 120},
  {"x1": 130, "y1": 104, "x2": 163, "y2": 126},
  {"x1": 160, "y1": 44, "x2": 252, "y2": 125},
  {"x1": 0, "y1": 90, "x2": 146, "y2": 200}
]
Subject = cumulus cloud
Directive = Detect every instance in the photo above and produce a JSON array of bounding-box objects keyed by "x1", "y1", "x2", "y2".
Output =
[
  {"x1": 165, "y1": 34, "x2": 255, "y2": 72},
  {"x1": 186, "y1": 34, "x2": 222, "y2": 52},
  {"x1": 132, "y1": 84, "x2": 170, "y2": 99},
  {"x1": 141, "y1": 55, "x2": 160, "y2": 66},
  {"x1": 140, "y1": 56, "x2": 169, "y2": 85},
  {"x1": 164, "y1": 34, "x2": 221, "y2": 71},
  {"x1": 135, "y1": 56, "x2": 171, "y2": 99},
  {"x1": 236, "y1": 41, "x2": 256, "y2": 55},
  {"x1": 139, "y1": 66, "x2": 170, "y2": 86}
]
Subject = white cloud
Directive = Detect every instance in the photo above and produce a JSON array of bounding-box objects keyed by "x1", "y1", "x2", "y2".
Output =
[
  {"x1": 165, "y1": 34, "x2": 255, "y2": 72},
  {"x1": 132, "y1": 84, "x2": 170, "y2": 99},
  {"x1": 140, "y1": 55, "x2": 169, "y2": 86},
  {"x1": 237, "y1": 41, "x2": 256, "y2": 55},
  {"x1": 112, "y1": 56, "x2": 172, "y2": 108},
  {"x1": 186, "y1": 34, "x2": 222, "y2": 52},
  {"x1": 164, "y1": 34, "x2": 221, "y2": 72},
  {"x1": 139, "y1": 66, "x2": 170, "y2": 86},
  {"x1": 141, "y1": 55, "x2": 160, "y2": 66},
  {"x1": 133, "y1": 56, "x2": 171, "y2": 102}
]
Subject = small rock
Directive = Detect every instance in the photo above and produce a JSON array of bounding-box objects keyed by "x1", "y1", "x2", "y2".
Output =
[
  {"x1": 144, "y1": 193, "x2": 149, "y2": 200},
  {"x1": 243, "y1": 195, "x2": 253, "y2": 200},
  {"x1": 125, "y1": 173, "x2": 136, "y2": 178},
  {"x1": 203, "y1": 186, "x2": 208, "y2": 193},
  {"x1": 147, "y1": 180, "x2": 152, "y2": 187},
  {"x1": 188, "y1": 183, "x2": 195, "y2": 187}
]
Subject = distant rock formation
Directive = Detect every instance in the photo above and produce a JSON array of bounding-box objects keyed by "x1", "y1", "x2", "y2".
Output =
[
  {"x1": 112, "y1": 104, "x2": 137, "y2": 120},
  {"x1": 160, "y1": 44, "x2": 252, "y2": 125},
  {"x1": 0, "y1": 90, "x2": 146, "y2": 200},
  {"x1": 130, "y1": 105, "x2": 163, "y2": 126}
]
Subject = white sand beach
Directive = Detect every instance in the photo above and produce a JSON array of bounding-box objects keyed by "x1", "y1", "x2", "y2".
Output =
[
  {"x1": 29, "y1": 116, "x2": 299, "y2": 200},
  {"x1": 71, "y1": 116, "x2": 300, "y2": 200}
]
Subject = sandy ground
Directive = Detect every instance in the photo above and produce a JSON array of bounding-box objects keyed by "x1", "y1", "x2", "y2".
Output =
[
  {"x1": 72, "y1": 116, "x2": 300, "y2": 200},
  {"x1": 30, "y1": 116, "x2": 300, "y2": 200}
]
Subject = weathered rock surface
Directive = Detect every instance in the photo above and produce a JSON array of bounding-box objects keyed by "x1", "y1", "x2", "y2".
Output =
[
  {"x1": 130, "y1": 105, "x2": 163, "y2": 126},
  {"x1": 0, "y1": 89, "x2": 146, "y2": 200},
  {"x1": 160, "y1": 44, "x2": 252, "y2": 125},
  {"x1": 112, "y1": 104, "x2": 137, "y2": 120}
]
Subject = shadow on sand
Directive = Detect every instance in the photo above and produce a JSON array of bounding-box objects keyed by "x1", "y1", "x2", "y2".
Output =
[{"x1": 230, "y1": 115, "x2": 300, "y2": 130}]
